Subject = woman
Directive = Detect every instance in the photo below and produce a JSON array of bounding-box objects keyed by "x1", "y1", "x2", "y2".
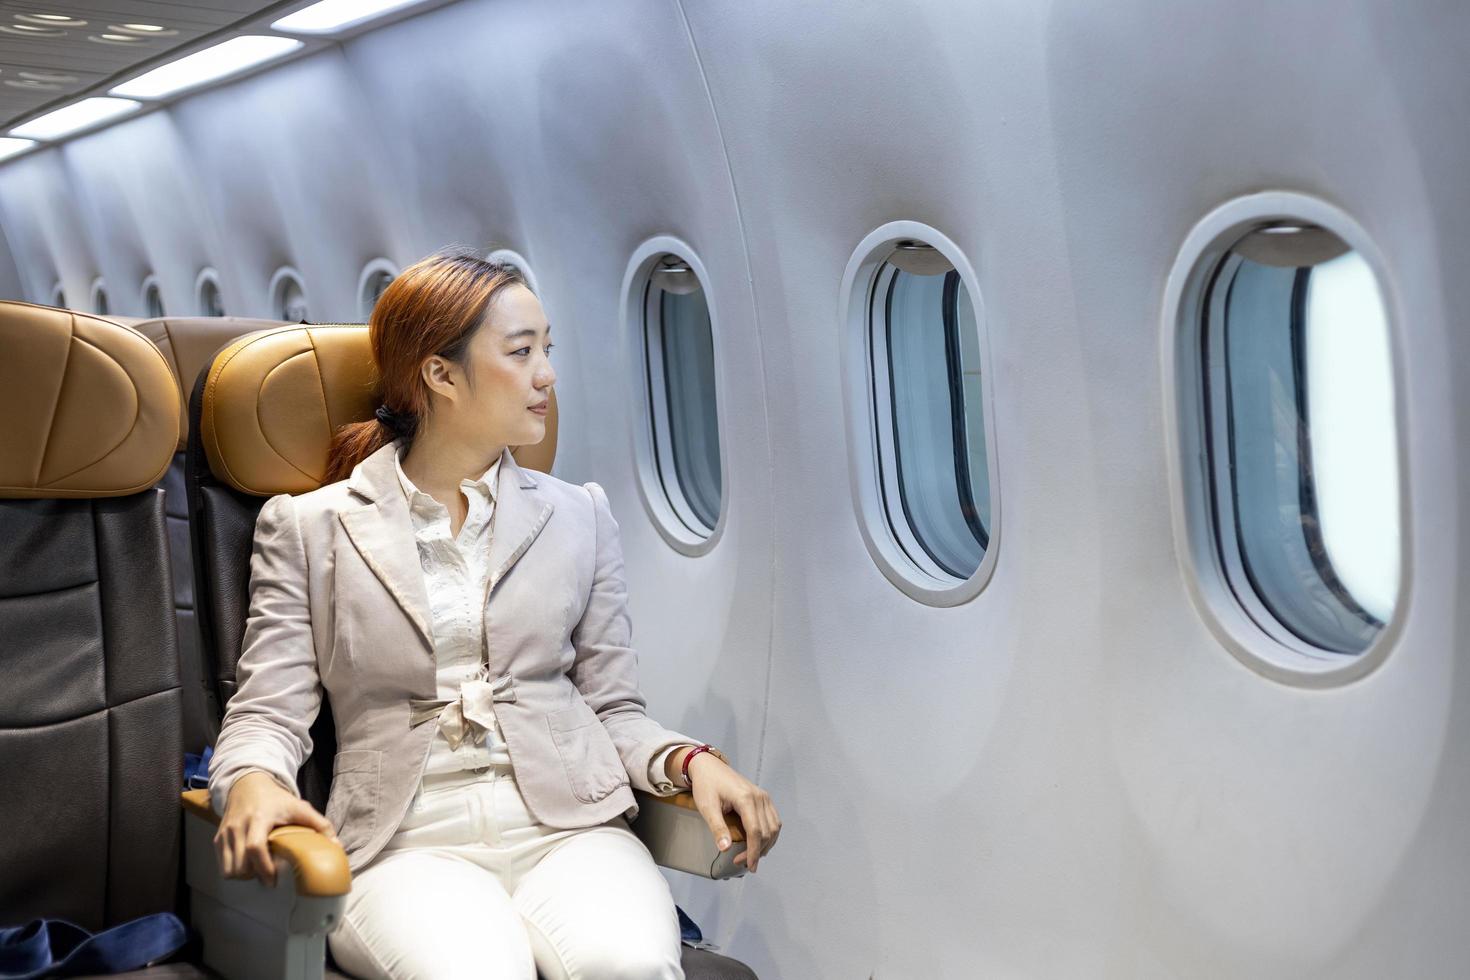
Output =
[{"x1": 208, "y1": 251, "x2": 780, "y2": 979}]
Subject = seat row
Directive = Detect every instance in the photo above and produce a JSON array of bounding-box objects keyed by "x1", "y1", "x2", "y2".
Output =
[{"x1": 0, "y1": 302, "x2": 753, "y2": 980}]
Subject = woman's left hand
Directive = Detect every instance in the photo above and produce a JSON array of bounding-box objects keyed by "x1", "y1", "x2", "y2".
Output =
[{"x1": 675, "y1": 749, "x2": 781, "y2": 872}]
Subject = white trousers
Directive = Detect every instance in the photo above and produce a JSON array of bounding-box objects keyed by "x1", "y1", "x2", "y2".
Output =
[{"x1": 327, "y1": 762, "x2": 685, "y2": 980}]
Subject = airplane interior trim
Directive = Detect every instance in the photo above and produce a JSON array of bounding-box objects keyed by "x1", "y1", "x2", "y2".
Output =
[{"x1": 1162, "y1": 191, "x2": 1413, "y2": 689}]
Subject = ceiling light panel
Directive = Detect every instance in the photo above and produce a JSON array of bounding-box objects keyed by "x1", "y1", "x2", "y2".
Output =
[
  {"x1": 110, "y1": 35, "x2": 303, "y2": 99},
  {"x1": 0, "y1": 24, "x2": 66, "y2": 36},
  {"x1": 13, "y1": 14, "x2": 86, "y2": 27},
  {"x1": 11, "y1": 97, "x2": 140, "y2": 140},
  {"x1": 271, "y1": 0, "x2": 426, "y2": 35},
  {"x1": 0, "y1": 136, "x2": 35, "y2": 160},
  {"x1": 109, "y1": 24, "x2": 179, "y2": 37}
]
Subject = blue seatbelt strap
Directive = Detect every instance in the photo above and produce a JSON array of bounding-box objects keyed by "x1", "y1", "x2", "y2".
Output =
[
  {"x1": 183, "y1": 746, "x2": 213, "y2": 790},
  {"x1": 676, "y1": 905, "x2": 722, "y2": 951},
  {"x1": 0, "y1": 914, "x2": 186, "y2": 978}
]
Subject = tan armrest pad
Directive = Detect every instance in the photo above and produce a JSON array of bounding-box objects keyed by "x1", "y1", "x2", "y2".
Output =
[
  {"x1": 181, "y1": 789, "x2": 351, "y2": 898},
  {"x1": 637, "y1": 790, "x2": 746, "y2": 842}
]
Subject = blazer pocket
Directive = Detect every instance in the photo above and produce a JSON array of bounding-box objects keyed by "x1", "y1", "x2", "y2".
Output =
[
  {"x1": 324, "y1": 749, "x2": 381, "y2": 848},
  {"x1": 547, "y1": 701, "x2": 629, "y2": 804}
]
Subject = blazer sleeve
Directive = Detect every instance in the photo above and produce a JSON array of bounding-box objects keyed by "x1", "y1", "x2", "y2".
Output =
[
  {"x1": 570, "y1": 481, "x2": 700, "y2": 796},
  {"x1": 208, "y1": 492, "x2": 323, "y2": 815}
]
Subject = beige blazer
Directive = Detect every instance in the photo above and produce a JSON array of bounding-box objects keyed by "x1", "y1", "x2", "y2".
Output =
[{"x1": 208, "y1": 442, "x2": 698, "y2": 872}]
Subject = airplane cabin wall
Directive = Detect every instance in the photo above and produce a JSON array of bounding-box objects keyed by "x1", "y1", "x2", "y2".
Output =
[{"x1": 0, "y1": 2, "x2": 1465, "y2": 977}]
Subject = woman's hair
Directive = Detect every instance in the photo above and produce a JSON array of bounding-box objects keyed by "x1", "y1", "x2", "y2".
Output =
[{"x1": 323, "y1": 249, "x2": 528, "y2": 484}]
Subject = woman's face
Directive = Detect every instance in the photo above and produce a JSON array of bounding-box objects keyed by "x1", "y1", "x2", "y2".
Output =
[{"x1": 431, "y1": 283, "x2": 555, "y2": 450}]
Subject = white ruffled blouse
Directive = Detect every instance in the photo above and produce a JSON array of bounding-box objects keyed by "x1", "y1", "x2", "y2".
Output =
[{"x1": 395, "y1": 448, "x2": 688, "y2": 791}]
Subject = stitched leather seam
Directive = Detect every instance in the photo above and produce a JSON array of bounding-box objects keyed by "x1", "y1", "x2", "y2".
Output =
[
  {"x1": 255, "y1": 349, "x2": 320, "y2": 484},
  {"x1": 0, "y1": 577, "x2": 98, "y2": 602},
  {"x1": 0, "y1": 685, "x2": 178, "y2": 731},
  {"x1": 152, "y1": 321, "x2": 182, "y2": 390},
  {"x1": 39, "y1": 333, "x2": 144, "y2": 488},
  {"x1": 305, "y1": 327, "x2": 335, "y2": 439},
  {"x1": 33, "y1": 311, "x2": 74, "y2": 485}
]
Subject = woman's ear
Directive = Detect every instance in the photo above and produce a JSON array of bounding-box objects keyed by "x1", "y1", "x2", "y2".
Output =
[
  {"x1": 421, "y1": 355, "x2": 457, "y2": 401},
  {"x1": 417, "y1": 357, "x2": 455, "y2": 402}
]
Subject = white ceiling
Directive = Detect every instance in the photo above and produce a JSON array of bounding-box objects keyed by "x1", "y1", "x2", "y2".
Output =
[{"x1": 0, "y1": 1, "x2": 303, "y2": 129}]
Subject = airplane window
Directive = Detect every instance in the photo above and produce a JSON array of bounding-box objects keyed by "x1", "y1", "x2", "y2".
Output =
[
  {"x1": 51, "y1": 283, "x2": 64, "y2": 308},
  {"x1": 271, "y1": 268, "x2": 309, "y2": 322},
  {"x1": 1202, "y1": 223, "x2": 1400, "y2": 655},
  {"x1": 871, "y1": 243, "x2": 991, "y2": 581},
  {"x1": 144, "y1": 279, "x2": 165, "y2": 318},
  {"x1": 92, "y1": 282, "x2": 109, "y2": 316},
  {"x1": 486, "y1": 248, "x2": 539, "y2": 294},
  {"x1": 358, "y1": 261, "x2": 397, "y2": 319},
  {"x1": 197, "y1": 269, "x2": 224, "y2": 316},
  {"x1": 643, "y1": 253, "x2": 722, "y2": 535}
]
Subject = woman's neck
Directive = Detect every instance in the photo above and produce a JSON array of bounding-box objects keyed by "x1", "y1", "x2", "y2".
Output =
[{"x1": 399, "y1": 425, "x2": 505, "y2": 501}]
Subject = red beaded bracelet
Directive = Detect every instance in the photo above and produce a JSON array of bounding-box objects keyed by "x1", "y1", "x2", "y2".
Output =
[{"x1": 681, "y1": 744, "x2": 724, "y2": 788}]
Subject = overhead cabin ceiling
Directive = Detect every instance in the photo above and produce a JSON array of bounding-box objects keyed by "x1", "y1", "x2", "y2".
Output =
[{"x1": 0, "y1": 1, "x2": 313, "y2": 130}]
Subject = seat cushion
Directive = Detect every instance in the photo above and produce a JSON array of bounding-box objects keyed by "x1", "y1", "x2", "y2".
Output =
[{"x1": 682, "y1": 945, "x2": 760, "y2": 980}]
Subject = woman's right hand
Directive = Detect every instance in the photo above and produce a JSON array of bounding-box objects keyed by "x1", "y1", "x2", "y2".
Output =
[{"x1": 215, "y1": 770, "x2": 338, "y2": 886}]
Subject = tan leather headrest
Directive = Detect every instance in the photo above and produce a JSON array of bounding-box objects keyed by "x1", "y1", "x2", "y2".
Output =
[
  {"x1": 131, "y1": 317, "x2": 286, "y2": 450},
  {"x1": 0, "y1": 301, "x2": 179, "y2": 498},
  {"x1": 201, "y1": 323, "x2": 558, "y2": 496}
]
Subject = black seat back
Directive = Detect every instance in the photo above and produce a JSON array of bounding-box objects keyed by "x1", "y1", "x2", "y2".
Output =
[
  {"x1": 131, "y1": 316, "x2": 286, "y2": 754},
  {"x1": 0, "y1": 302, "x2": 183, "y2": 929}
]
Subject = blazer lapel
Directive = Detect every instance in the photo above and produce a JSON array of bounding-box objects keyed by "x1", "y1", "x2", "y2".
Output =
[
  {"x1": 339, "y1": 443, "x2": 435, "y2": 652},
  {"x1": 487, "y1": 447, "x2": 555, "y2": 595}
]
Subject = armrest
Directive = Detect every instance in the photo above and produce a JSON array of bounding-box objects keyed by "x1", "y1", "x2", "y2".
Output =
[
  {"x1": 180, "y1": 789, "x2": 348, "y2": 980},
  {"x1": 644, "y1": 790, "x2": 747, "y2": 841},
  {"x1": 180, "y1": 788, "x2": 350, "y2": 898},
  {"x1": 629, "y1": 790, "x2": 748, "y2": 880}
]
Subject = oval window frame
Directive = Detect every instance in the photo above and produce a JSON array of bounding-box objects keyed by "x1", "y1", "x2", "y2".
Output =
[
  {"x1": 357, "y1": 257, "x2": 397, "y2": 320},
  {"x1": 486, "y1": 248, "x2": 541, "y2": 296},
  {"x1": 268, "y1": 265, "x2": 309, "y2": 322},
  {"x1": 195, "y1": 267, "x2": 225, "y2": 316},
  {"x1": 620, "y1": 236, "x2": 729, "y2": 556},
  {"x1": 1161, "y1": 191, "x2": 1413, "y2": 687},
  {"x1": 140, "y1": 274, "x2": 165, "y2": 318},
  {"x1": 90, "y1": 277, "x2": 109, "y2": 315},
  {"x1": 838, "y1": 221, "x2": 1002, "y2": 607}
]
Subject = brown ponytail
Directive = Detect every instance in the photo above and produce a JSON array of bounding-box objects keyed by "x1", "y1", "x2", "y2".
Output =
[{"x1": 323, "y1": 249, "x2": 527, "y2": 484}]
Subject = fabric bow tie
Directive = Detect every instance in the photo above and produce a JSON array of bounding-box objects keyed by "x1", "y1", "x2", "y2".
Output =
[{"x1": 409, "y1": 670, "x2": 517, "y2": 751}]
